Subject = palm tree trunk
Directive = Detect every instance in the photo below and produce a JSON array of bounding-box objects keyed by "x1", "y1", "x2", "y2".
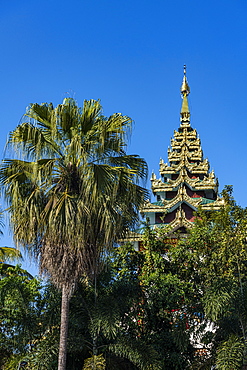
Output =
[
  {"x1": 92, "y1": 273, "x2": 98, "y2": 357},
  {"x1": 58, "y1": 284, "x2": 70, "y2": 370}
]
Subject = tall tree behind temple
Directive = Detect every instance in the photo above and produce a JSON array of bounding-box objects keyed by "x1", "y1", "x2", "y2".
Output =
[{"x1": 170, "y1": 187, "x2": 247, "y2": 369}]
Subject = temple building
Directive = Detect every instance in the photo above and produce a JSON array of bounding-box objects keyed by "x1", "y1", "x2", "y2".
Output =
[{"x1": 134, "y1": 67, "x2": 224, "y2": 248}]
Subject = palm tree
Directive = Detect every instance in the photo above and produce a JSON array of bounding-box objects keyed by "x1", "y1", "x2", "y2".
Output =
[{"x1": 0, "y1": 98, "x2": 148, "y2": 370}]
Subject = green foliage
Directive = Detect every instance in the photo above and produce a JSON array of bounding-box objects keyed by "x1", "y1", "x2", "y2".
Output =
[
  {"x1": 169, "y1": 187, "x2": 247, "y2": 368},
  {"x1": 0, "y1": 265, "x2": 42, "y2": 356},
  {"x1": 0, "y1": 210, "x2": 22, "y2": 272},
  {"x1": 0, "y1": 265, "x2": 61, "y2": 370},
  {"x1": 65, "y1": 263, "x2": 158, "y2": 370},
  {"x1": 3, "y1": 185, "x2": 247, "y2": 369},
  {"x1": 82, "y1": 354, "x2": 106, "y2": 370},
  {"x1": 203, "y1": 278, "x2": 238, "y2": 322},
  {"x1": 53, "y1": 234, "x2": 190, "y2": 369},
  {"x1": 216, "y1": 335, "x2": 245, "y2": 370},
  {"x1": 111, "y1": 228, "x2": 194, "y2": 369},
  {"x1": 26, "y1": 328, "x2": 59, "y2": 370},
  {"x1": 1, "y1": 98, "x2": 148, "y2": 289},
  {"x1": 0, "y1": 98, "x2": 148, "y2": 369},
  {"x1": 0, "y1": 246, "x2": 22, "y2": 263},
  {"x1": 1, "y1": 354, "x2": 27, "y2": 370},
  {"x1": 109, "y1": 338, "x2": 161, "y2": 370}
]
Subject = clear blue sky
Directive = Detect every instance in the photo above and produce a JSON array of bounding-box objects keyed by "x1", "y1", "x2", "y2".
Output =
[{"x1": 1, "y1": 0, "x2": 247, "y2": 274}]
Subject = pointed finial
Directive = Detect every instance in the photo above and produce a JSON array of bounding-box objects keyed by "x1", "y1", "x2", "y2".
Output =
[
  {"x1": 181, "y1": 65, "x2": 190, "y2": 97},
  {"x1": 180, "y1": 65, "x2": 190, "y2": 124}
]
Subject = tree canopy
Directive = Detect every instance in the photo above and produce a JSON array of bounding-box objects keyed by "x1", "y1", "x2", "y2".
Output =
[
  {"x1": 2, "y1": 191, "x2": 247, "y2": 369},
  {"x1": 0, "y1": 98, "x2": 148, "y2": 370}
]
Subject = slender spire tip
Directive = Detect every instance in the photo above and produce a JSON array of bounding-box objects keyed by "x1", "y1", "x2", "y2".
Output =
[
  {"x1": 180, "y1": 66, "x2": 190, "y2": 124},
  {"x1": 181, "y1": 65, "x2": 190, "y2": 97},
  {"x1": 184, "y1": 64, "x2": 186, "y2": 76}
]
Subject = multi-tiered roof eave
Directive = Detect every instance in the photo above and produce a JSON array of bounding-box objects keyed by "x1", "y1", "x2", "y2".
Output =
[{"x1": 141, "y1": 67, "x2": 224, "y2": 233}]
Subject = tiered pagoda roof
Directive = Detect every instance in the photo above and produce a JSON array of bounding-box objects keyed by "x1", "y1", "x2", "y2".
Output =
[{"x1": 141, "y1": 67, "x2": 224, "y2": 234}]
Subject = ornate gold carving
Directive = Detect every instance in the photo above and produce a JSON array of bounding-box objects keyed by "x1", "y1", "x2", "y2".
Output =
[
  {"x1": 159, "y1": 158, "x2": 210, "y2": 175},
  {"x1": 170, "y1": 208, "x2": 193, "y2": 229},
  {"x1": 151, "y1": 171, "x2": 218, "y2": 193},
  {"x1": 174, "y1": 129, "x2": 197, "y2": 140},
  {"x1": 168, "y1": 146, "x2": 203, "y2": 162}
]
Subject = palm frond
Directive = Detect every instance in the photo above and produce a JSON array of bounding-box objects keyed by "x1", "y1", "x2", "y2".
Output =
[
  {"x1": 0, "y1": 246, "x2": 22, "y2": 262},
  {"x1": 109, "y1": 337, "x2": 161, "y2": 370},
  {"x1": 83, "y1": 354, "x2": 106, "y2": 370},
  {"x1": 216, "y1": 335, "x2": 245, "y2": 370},
  {"x1": 203, "y1": 280, "x2": 238, "y2": 321}
]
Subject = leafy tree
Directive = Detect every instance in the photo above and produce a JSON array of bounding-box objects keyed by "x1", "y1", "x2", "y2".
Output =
[
  {"x1": 110, "y1": 228, "x2": 195, "y2": 369},
  {"x1": 0, "y1": 98, "x2": 148, "y2": 370},
  {"x1": 64, "y1": 254, "x2": 162, "y2": 370},
  {"x1": 0, "y1": 265, "x2": 63, "y2": 370},
  {"x1": 0, "y1": 265, "x2": 43, "y2": 369},
  {"x1": 82, "y1": 354, "x2": 106, "y2": 370},
  {"x1": 170, "y1": 187, "x2": 247, "y2": 369}
]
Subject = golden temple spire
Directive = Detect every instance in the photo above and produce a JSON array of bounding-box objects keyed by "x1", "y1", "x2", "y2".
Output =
[{"x1": 180, "y1": 65, "x2": 190, "y2": 124}]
